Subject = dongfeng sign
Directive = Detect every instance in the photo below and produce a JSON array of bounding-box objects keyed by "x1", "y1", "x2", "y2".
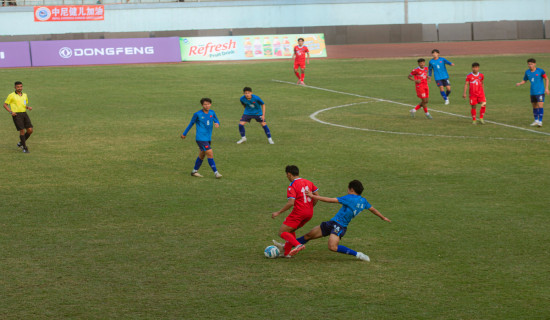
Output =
[{"x1": 58, "y1": 46, "x2": 155, "y2": 58}]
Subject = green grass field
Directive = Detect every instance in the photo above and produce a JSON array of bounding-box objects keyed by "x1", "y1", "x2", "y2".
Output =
[{"x1": 1, "y1": 54, "x2": 549, "y2": 319}]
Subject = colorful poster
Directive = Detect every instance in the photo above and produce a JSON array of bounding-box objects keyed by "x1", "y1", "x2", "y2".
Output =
[
  {"x1": 34, "y1": 5, "x2": 104, "y2": 22},
  {"x1": 180, "y1": 34, "x2": 326, "y2": 61},
  {"x1": 0, "y1": 42, "x2": 32, "y2": 68},
  {"x1": 30, "y1": 37, "x2": 182, "y2": 67}
]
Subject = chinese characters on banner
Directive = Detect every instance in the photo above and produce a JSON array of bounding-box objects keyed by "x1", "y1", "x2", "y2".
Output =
[{"x1": 34, "y1": 5, "x2": 104, "y2": 22}]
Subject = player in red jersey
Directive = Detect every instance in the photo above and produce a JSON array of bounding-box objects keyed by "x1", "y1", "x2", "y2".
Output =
[
  {"x1": 408, "y1": 58, "x2": 433, "y2": 119},
  {"x1": 271, "y1": 165, "x2": 318, "y2": 257},
  {"x1": 292, "y1": 38, "x2": 310, "y2": 85},
  {"x1": 463, "y1": 62, "x2": 487, "y2": 124}
]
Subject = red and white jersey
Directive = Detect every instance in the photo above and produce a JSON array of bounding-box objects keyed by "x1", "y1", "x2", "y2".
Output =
[
  {"x1": 294, "y1": 45, "x2": 309, "y2": 62},
  {"x1": 410, "y1": 67, "x2": 429, "y2": 87},
  {"x1": 466, "y1": 72, "x2": 485, "y2": 97},
  {"x1": 287, "y1": 178, "x2": 318, "y2": 216}
]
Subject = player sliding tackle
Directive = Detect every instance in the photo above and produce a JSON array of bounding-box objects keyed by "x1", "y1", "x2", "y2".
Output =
[{"x1": 274, "y1": 180, "x2": 391, "y2": 261}]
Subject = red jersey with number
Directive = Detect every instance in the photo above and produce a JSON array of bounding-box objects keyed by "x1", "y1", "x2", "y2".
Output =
[
  {"x1": 410, "y1": 67, "x2": 429, "y2": 88},
  {"x1": 294, "y1": 45, "x2": 309, "y2": 63},
  {"x1": 287, "y1": 178, "x2": 318, "y2": 216},
  {"x1": 466, "y1": 72, "x2": 485, "y2": 97}
]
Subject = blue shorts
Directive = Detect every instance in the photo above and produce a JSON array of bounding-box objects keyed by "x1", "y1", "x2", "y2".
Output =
[
  {"x1": 320, "y1": 221, "x2": 347, "y2": 238},
  {"x1": 240, "y1": 114, "x2": 264, "y2": 123},
  {"x1": 196, "y1": 140, "x2": 212, "y2": 151},
  {"x1": 531, "y1": 94, "x2": 545, "y2": 103},
  {"x1": 436, "y1": 79, "x2": 450, "y2": 87}
]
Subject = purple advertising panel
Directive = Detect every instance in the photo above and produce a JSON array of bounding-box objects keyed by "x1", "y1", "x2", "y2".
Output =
[
  {"x1": 30, "y1": 37, "x2": 181, "y2": 67},
  {"x1": 0, "y1": 42, "x2": 32, "y2": 68}
]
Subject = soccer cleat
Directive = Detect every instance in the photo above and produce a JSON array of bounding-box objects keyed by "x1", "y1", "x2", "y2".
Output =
[
  {"x1": 288, "y1": 244, "x2": 305, "y2": 256},
  {"x1": 410, "y1": 109, "x2": 416, "y2": 118},
  {"x1": 425, "y1": 113, "x2": 433, "y2": 120},
  {"x1": 472, "y1": 120, "x2": 477, "y2": 125},
  {"x1": 190, "y1": 171, "x2": 203, "y2": 178},
  {"x1": 272, "y1": 240, "x2": 285, "y2": 251},
  {"x1": 17, "y1": 142, "x2": 23, "y2": 149},
  {"x1": 236, "y1": 137, "x2": 247, "y2": 144},
  {"x1": 297, "y1": 80, "x2": 301, "y2": 84},
  {"x1": 537, "y1": 121, "x2": 543, "y2": 127},
  {"x1": 300, "y1": 81, "x2": 306, "y2": 86},
  {"x1": 356, "y1": 252, "x2": 370, "y2": 262},
  {"x1": 444, "y1": 99, "x2": 450, "y2": 105},
  {"x1": 214, "y1": 172, "x2": 223, "y2": 179},
  {"x1": 268, "y1": 137, "x2": 274, "y2": 144},
  {"x1": 530, "y1": 121, "x2": 539, "y2": 126},
  {"x1": 479, "y1": 118, "x2": 485, "y2": 125},
  {"x1": 22, "y1": 147, "x2": 29, "y2": 153}
]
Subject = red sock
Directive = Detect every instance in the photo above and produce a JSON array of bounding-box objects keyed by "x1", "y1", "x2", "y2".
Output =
[
  {"x1": 283, "y1": 241, "x2": 293, "y2": 256},
  {"x1": 300, "y1": 73, "x2": 305, "y2": 81},
  {"x1": 480, "y1": 106, "x2": 486, "y2": 119},
  {"x1": 294, "y1": 71, "x2": 300, "y2": 79},
  {"x1": 280, "y1": 231, "x2": 300, "y2": 248},
  {"x1": 471, "y1": 108, "x2": 476, "y2": 121},
  {"x1": 423, "y1": 107, "x2": 428, "y2": 113},
  {"x1": 414, "y1": 104, "x2": 421, "y2": 111}
]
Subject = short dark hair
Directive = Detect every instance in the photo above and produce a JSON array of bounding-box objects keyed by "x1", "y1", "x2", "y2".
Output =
[
  {"x1": 14, "y1": 81, "x2": 22, "y2": 86},
  {"x1": 431, "y1": 49, "x2": 440, "y2": 54},
  {"x1": 297, "y1": 38, "x2": 305, "y2": 42},
  {"x1": 527, "y1": 58, "x2": 536, "y2": 64},
  {"x1": 472, "y1": 62, "x2": 480, "y2": 67},
  {"x1": 417, "y1": 58, "x2": 425, "y2": 63},
  {"x1": 348, "y1": 180, "x2": 364, "y2": 195},
  {"x1": 243, "y1": 87, "x2": 252, "y2": 93},
  {"x1": 285, "y1": 165, "x2": 299, "y2": 176},
  {"x1": 200, "y1": 97, "x2": 212, "y2": 105}
]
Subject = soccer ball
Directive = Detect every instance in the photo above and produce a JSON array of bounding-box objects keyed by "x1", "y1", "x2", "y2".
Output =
[{"x1": 264, "y1": 245, "x2": 280, "y2": 259}]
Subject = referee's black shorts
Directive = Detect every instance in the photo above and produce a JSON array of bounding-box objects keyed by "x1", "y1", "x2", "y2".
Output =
[{"x1": 12, "y1": 113, "x2": 33, "y2": 131}]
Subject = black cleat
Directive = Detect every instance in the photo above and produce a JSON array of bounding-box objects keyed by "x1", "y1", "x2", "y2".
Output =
[
  {"x1": 17, "y1": 142, "x2": 23, "y2": 149},
  {"x1": 22, "y1": 147, "x2": 29, "y2": 153}
]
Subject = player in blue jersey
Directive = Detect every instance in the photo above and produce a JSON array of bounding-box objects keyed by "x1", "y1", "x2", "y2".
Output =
[
  {"x1": 429, "y1": 49, "x2": 454, "y2": 105},
  {"x1": 274, "y1": 180, "x2": 391, "y2": 261},
  {"x1": 516, "y1": 58, "x2": 549, "y2": 127},
  {"x1": 181, "y1": 98, "x2": 222, "y2": 178},
  {"x1": 236, "y1": 87, "x2": 274, "y2": 144}
]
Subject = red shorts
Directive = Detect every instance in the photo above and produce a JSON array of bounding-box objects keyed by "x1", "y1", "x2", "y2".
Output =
[
  {"x1": 470, "y1": 95, "x2": 486, "y2": 106},
  {"x1": 283, "y1": 210, "x2": 313, "y2": 229},
  {"x1": 416, "y1": 86, "x2": 429, "y2": 99},
  {"x1": 294, "y1": 60, "x2": 306, "y2": 69}
]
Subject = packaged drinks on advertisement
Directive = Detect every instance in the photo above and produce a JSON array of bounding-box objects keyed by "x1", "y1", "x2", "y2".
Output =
[
  {"x1": 263, "y1": 37, "x2": 273, "y2": 57},
  {"x1": 282, "y1": 36, "x2": 291, "y2": 56},
  {"x1": 273, "y1": 37, "x2": 282, "y2": 56},
  {"x1": 254, "y1": 37, "x2": 263, "y2": 57},
  {"x1": 244, "y1": 37, "x2": 253, "y2": 58},
  {"x1": 303, "y1": 35, "x2": 326, "y2": 55}
]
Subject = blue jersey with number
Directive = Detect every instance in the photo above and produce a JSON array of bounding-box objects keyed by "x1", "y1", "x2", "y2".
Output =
[
  {"x1": 183, "y1": 109, "x2": 219, "y2": 141},
  {"x1": 330, "y1": 194, "x2": 372, "y2": 227},
  {"x1": 240, "y1": 94, "x2": 264, "y2": 116},
  {"x1": 523, "y1": 68, "x2": 547, "y2": 95},
  {"x1": 429, "y1": 57, "x2": 453, "y2": 80}
]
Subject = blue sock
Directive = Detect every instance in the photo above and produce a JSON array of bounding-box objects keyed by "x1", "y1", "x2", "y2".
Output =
[
  {"x1": 296, "y1": 236, "x2": 308, "y2": 244},
  {"x1": 262, "y1": 125, "x2": 272, "y2": 138},
  {"x1": 207, "y1": 158, "x2": 217, "y2": 173},
  {"x1": 238, "y1": 124, "x2": 245, "y2": 137},
  {"x1": 337, "y1": 245, "x2": 358, "y2": 256},
  {"x1": 193, "y1": 157, "x2": 203, "y2": 171},
  {"x1": 534, "y1": 108, "x2": 538, "y2": 120},
  {"x1": 440, "y1": 91, "x2": 448, "y2": 100},
  {"x1": 446, "y1": 89, "x2": 451, "y2": 96},
  {"x1": 539, "y1": 108, "x2": 544, "y2": 122}
]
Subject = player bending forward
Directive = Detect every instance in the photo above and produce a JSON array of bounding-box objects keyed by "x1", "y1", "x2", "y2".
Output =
[
  {"x1": 236, "y1": 87, "x2": 274, "y2": 144},
  {"x1": 463, "y1": 62, "x2": 487, "y2": 124},
  {"x1": 409, "y1": 58, "x2": 433, "y2": 119},
  {"x1": 275, "y1": 180, "x2": 391, "y2": 262},
  {"x1": 271, "y1": 165, "x2": 318, "y2": 258}
]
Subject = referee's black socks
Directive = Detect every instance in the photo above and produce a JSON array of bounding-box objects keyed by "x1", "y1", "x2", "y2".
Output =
[{"x1": 19, "y1": 135, "x2": 27, "y2": 148}]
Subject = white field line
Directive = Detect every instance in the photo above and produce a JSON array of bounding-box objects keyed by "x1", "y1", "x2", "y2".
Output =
[{"x1": 273, "y1": 79, "x2": 550, "y2": 137}]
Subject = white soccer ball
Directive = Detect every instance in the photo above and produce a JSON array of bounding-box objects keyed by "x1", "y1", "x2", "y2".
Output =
[{"x1": 264, "y1": 245, "x2": 280, "y2": 259}]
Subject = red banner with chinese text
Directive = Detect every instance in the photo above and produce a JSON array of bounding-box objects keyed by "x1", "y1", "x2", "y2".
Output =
[{"x1": 34, "y1": 5, "x2": 104, "y2": 22}]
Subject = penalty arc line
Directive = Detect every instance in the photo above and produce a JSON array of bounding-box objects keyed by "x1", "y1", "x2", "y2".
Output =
[{"x1": 272, "y1": 79, "x2": 550, "y2": 137}]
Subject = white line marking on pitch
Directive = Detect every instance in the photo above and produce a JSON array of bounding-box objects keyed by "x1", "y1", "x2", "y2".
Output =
[{"x1": 273, "y1": 79, "x2": 550, "y2": 137}]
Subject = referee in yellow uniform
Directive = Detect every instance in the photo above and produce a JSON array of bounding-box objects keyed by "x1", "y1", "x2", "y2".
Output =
[{"x1": 4, "y1": 81, "x2": 33, "y2": 153}]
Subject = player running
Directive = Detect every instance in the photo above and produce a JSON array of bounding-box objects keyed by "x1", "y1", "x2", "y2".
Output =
[
  {"x1": 408, "y1": 58, "x2": 433, "y2": 119},
  {"x1": 271, "y1": 165, "x2": 318, "y2": 258},
  {"x1": 516, "y1": 58, "x2": 549, "y2": 127},
  {"x1": 276, "y1": 180, "x2": 390, "y2": 262},
  {"x1": 292, "y1": 37, "x2": 310, "y2": 85},
  {"x1": 236, "y1": 87, "x2": 274, "y2": 145},
  {"x1": 429, "y1": 49, "x2": 454, "y2": 105},
  {"x1": 463, "y1": 62, "x2": 487, "y2": 125},
  {"x1": 181, "y1": 98, "x2": 222, "y2": 178}
]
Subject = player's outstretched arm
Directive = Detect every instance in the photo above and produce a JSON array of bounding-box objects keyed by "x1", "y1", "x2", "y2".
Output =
[
  {"x1": 271, "y1": 198, "x2": 295, "y2": 219},
  {"x1": 305, "y1": 190, "x2": 338, "y2": 203},
  {"x1": 369, "y1": 207, "x2": 391, "y2": 222},
  {"x1": 516, "y1": 80, "x2": 526, "y2": 87}
]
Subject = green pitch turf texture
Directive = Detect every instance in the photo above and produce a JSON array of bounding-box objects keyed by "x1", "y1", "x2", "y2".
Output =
[{"x1": 1, "y1": 55, "x2": 549, "y2": 319}]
